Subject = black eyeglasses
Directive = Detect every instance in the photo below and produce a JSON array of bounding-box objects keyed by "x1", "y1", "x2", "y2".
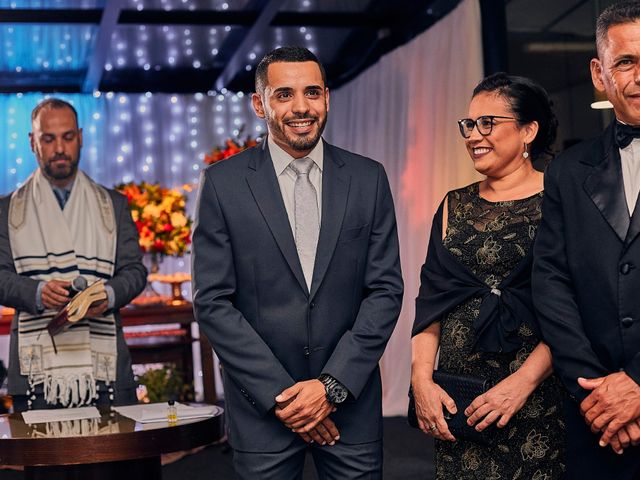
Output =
[{"x1": 457, "y1": 115, "x2": 517, "y2": 139}]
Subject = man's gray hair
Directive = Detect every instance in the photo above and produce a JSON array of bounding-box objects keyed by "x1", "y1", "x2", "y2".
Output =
[{"x1": 595, "y1": 1, "x2": 640, "y2": 56}]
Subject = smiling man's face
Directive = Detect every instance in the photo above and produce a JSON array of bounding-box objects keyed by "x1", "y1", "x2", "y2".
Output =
[
  {"x1": 591, "y1": 21, "x2": 640, "y2": 125},
  {"x1": 252, "y1": 61, "x2": 329, "y2": 158}
]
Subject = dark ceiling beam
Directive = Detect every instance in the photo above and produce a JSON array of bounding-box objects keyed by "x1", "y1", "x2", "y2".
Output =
[
  {"x1": 542, "y1": 0, "x2": 589, "y2": 32},
  {"x1": 274, "y1": 11, "x2": 404, "y2": 27},
  {"x1": 0, "y1": 7, "x2": 407, "y2": 28},
  {"x1": 101, "y1": 68, "x2": 222, "y2": 93},
  {"x1": 0, "y1": 71, "x2": 84, "y2": 93},
  {"x1": 329, "y1": 0, "x2": 460, "y2": 89},
  {"x1": 82, "y1": 0, "x2": 124, "y2": 93},
  {"x1": 0, "y1": 9, "x2": 102, "y2": 23},
  {"x1": 118, "y1": 9, "x2": 257, "y2": 25},
  {"x1": 214, "y1": 0, "x2": 285, "y2": 91},
  {"x1": 118, "y1": 9, "x2": 401, "y2": 28},
  {"x1": 324, "y1": 0, "x2": 390, "y2": 88}
]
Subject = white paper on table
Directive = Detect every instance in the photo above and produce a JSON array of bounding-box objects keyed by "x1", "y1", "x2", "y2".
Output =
[
  {"x1": 113, "y1": 402, "x2": 222, "y2": 423},
  {"x1": 22, "y1": 406, "x2": 101, "y2": 424}
]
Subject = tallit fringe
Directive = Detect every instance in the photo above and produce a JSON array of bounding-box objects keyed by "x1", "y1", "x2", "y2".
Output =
[
  {"x1": 43, "y1": 373, "x2": 97, "y2": 407},
  {"x1": 43, "y1": 419, "x2": 100, "y2": 438}
]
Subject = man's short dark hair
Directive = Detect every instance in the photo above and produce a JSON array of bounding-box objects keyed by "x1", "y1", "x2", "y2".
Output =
[
  {"x1": 31, "y1": 98, "x2": 79, "y2": 127},
  {"x1": 596, "y1": 1, "x2": 640, "y2": 56},
  {"x1": 254, "y1": 46, "x2": 326, "y2": 95}
]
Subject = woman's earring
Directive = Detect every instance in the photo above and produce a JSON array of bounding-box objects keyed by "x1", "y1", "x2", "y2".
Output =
[{"x1": 522, "y1": 143, "x2": 530, "y2": 159}]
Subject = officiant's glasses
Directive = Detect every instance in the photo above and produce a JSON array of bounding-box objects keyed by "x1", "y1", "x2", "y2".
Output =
[{"x1": 457, "y1": 115, "x2": 517, "y2": 139}]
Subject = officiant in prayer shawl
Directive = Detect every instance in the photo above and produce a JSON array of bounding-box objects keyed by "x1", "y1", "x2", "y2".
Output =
[{"x1": 0, "y1": 98, "x2": 146, "y2": 412}]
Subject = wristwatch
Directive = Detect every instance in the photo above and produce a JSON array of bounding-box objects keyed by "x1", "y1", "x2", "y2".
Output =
[{"x1": 318, "y1": 373, "x2": 348, "y2": 404}]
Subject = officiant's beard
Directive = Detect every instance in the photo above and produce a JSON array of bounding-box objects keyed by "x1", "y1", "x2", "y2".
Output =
[{"x1": 42, "y1": 153, "x2": 80, "y2": 182}]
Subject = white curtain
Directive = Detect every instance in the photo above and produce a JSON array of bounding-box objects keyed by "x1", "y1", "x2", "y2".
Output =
[{"x1": 324, "y1": 0, "x2": 484, "y2": 416}]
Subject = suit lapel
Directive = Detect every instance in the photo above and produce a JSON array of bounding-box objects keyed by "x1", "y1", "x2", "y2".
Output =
[
  {"x1": 583, "y1": 122, "x2": 630, "y2": 243},
  {"x1": 245, "y1": 144, "x2": 308, "y2": 295},
  {"x1": 310, "y1": 142, "x2": 350, "y2": 300}
]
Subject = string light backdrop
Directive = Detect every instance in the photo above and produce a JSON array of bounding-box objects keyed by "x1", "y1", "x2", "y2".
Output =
[{"x1": 0, "y1": 91, "x2": 264, "y2": 192}]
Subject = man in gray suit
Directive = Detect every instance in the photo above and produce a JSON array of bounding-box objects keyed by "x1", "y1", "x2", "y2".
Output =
[
  {"x1": 0, "y1": 98, "x2": 146, "y2": 411},
  {"x1": 192, "y1": 46, "x2": 403, "y2": 478}
]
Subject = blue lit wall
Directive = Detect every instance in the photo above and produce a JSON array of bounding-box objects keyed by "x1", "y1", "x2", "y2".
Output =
[
  {"x1": 0, "y1": 91, "x2": 264, "y2": 195},
  {"x1": 0, "y1": 24, "x2": 97, "y2": 72}
]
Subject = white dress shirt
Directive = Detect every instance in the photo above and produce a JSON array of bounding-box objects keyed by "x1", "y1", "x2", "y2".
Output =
[
  {"x1": 620, "y1": 138, "x2": 640, "y2": 216},
  {"x1": 268, "y1": 136, "x2": 323, "y2": 236}
]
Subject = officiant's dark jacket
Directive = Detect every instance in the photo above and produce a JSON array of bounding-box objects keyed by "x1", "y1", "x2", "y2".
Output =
[
  {"x1": 0, "y1": 188, "x2": 147, "y2": 399},
  {"x1": 192, "y1": 139, "x2": 403, "y2": 452},
  {"x1": 532, "y1": 122, "x2": 640, "y2": 478}
]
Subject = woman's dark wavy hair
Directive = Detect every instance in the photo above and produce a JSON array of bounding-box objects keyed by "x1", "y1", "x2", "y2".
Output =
[{"x1": 472, "y1": 72, "x2": 558, "y2": 161}]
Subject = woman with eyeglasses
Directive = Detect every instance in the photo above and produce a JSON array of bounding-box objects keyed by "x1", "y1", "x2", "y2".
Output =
[{"x1": 410, "y1": 73, "x2": 566, "y2": 479}]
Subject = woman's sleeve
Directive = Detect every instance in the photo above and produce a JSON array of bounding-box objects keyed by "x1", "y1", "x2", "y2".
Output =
[{"x1": 412, "y1": 199, "x2": 446, "y2": 336}]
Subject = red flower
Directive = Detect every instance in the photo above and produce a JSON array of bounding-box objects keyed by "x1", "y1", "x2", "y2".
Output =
[{"x1": 203, "y1": 131, "x2": 263, "y2": 166}]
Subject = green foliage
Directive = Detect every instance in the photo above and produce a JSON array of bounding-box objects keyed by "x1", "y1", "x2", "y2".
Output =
[{"x1": 136, "y1": 364, "x2": 194, "y2": 403}]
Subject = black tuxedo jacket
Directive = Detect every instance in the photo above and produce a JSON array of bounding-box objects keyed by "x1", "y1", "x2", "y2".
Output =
[
  {"x1": 191, "y1": 140, "x2": 403, "y2": 452},
  {"x1": 533, "y1": 122, "x2": 640, "y2": 477}
]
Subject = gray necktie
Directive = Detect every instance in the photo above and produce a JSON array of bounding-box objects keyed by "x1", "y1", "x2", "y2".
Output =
[
  {"x1": 291, "y1": 157, "x2": 319, "y2": 289},
  {"x1": 53, "y1": 188, "x2": 70, "y2": 210}
]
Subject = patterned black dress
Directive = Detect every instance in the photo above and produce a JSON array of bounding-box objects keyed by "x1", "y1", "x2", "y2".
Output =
[{"x1": 435, "y1": 183, "x2": 565, "y2": 480}]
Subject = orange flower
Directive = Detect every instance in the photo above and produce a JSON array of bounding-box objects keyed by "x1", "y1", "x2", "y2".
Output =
[{"x1": 115, "y1": 181, "x2": 193, "y2": 257}]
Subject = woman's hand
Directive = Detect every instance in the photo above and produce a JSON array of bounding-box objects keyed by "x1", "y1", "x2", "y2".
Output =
[
  {"x1": 465, "y1": 371, "x2": 536, "y2": 431},
  {"x1": 412, "y1": 375, "x2": 457, "y2": 441}
]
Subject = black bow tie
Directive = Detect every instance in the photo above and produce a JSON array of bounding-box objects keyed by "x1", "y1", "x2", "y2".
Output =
[{"x1": 615, "y1": 121, "x2": 640, "y2": 149}]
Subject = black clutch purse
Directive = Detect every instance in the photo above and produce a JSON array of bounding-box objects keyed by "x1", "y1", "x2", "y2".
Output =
[{"x1": 408, "y1": 370, "x2": 493, "y2": 445}]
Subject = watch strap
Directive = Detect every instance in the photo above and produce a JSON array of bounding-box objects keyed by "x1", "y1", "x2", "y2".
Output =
[{"x1": 318, "y1": 373, "x2": 348, "y2": 404}]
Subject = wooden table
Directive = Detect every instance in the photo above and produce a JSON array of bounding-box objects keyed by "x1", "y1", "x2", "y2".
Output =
[
  {"x1": 0, "y1": 405, "x2": 223, "y2": 480},
  {"x1": 0, "y1": 303, "x2": 217, "y2": 404}
]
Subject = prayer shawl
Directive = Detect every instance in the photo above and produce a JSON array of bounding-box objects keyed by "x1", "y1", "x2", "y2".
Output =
[
  {"x1": 412, "y1": 200, "x2": 539, "y2": 353},
  {"x1": 9, "y1": 169, "x2": 117, "y2": 407}
]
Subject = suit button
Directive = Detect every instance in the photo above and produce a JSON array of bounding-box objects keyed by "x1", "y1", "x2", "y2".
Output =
[
  {"x1": 621, "y1": 317, "x2": 634, "y2": 328},
  {"x1": 310, "y1": 302, "x2": 315, "y2": 309},
  {"x1": 620, "y1": 263, "x2": 632, "y2": 275}
]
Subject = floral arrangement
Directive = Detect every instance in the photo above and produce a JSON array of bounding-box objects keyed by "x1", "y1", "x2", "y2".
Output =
[
  {"x1": 203, "y1": 130, "x2": 262, "y2": 165},
  {"x1": 115, "y1": 181, "x2": 192, "y2": 256}
]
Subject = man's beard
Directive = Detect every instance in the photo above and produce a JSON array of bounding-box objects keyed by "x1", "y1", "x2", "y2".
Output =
[
  {"x1": 270, "y1": 112, "x2": 327, "y2": 153},
  {"x1": 43, "y1": 154, "x2": 79, "y2": 181}
]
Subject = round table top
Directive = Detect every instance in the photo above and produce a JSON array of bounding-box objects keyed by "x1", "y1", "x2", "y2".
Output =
[{"x1": 0, "y1": 404, "x2": 224, "y2": 466}]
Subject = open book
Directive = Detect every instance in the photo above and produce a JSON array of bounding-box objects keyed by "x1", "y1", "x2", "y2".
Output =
[{"x1": 46, "y1": 280, "x2": 108, "y2": 351}]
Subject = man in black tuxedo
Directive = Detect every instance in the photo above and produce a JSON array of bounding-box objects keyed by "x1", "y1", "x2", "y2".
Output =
[
  {"x1": 191, "y1": 46, "x2": 403, "y2": 479},
  {"x1": 533, "y1": 2, "x2": 640, "y2": 478}
]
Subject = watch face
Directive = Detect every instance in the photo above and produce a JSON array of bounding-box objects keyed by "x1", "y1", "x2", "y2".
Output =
[{"x1": 329, "y1": 384, "x2": 348, "y2": 404}]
